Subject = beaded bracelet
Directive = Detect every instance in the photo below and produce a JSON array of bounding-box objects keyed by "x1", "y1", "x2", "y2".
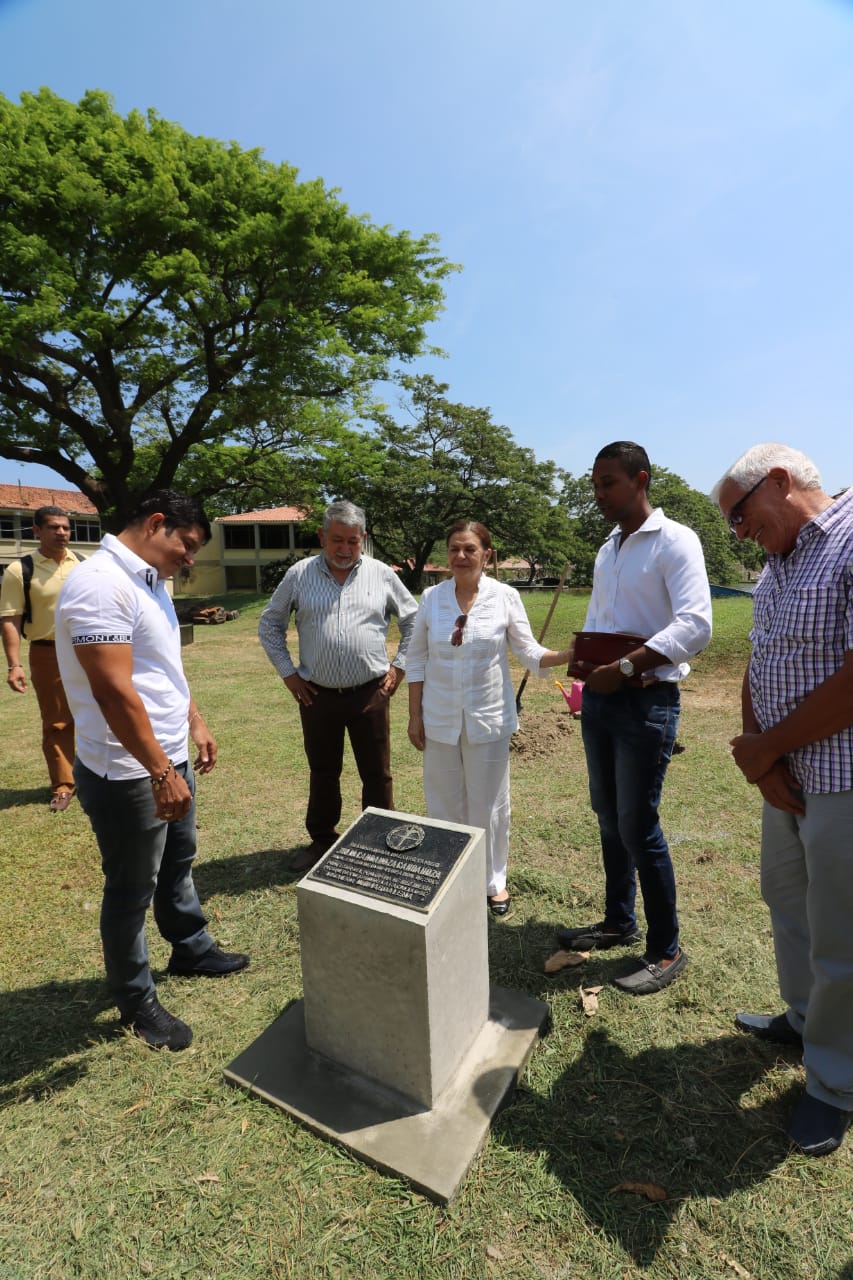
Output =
[
  {"x1": 150, "y1": 760, "x2": 174, "y2": 790},
  {"x1": 188, "y1": 710, "x2": 202, "y2": 729}
]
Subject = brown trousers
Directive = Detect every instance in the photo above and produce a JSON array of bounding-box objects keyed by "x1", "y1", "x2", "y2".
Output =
[
  {"x1": 298, "y1": 677, "x2": 393, "y2": 843},
  {"x1": 29, "y1": 642, "x2": 75, "y2": 792}
]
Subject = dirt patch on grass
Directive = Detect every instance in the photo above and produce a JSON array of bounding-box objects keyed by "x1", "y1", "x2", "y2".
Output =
[{"x1": 511, "y1": 705, "x2": 577, "y2": 758}]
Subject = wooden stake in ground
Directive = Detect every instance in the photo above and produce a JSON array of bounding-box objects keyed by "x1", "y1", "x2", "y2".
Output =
[{"x1": 515, "y1": 560, "x2": 572, "y2": 712}]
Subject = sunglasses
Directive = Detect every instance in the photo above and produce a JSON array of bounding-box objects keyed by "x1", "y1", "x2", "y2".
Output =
[
  {"x1": 727, "y1": 475, "x2": 767, "y2": 530},
  {"x1": 451, "y1": 614, "x2": 468, "y2": 646}
]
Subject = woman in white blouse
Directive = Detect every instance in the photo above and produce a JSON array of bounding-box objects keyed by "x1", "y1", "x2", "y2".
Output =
[{"x1": 406, "y1": 520, "x2": 571, "y2": 915}]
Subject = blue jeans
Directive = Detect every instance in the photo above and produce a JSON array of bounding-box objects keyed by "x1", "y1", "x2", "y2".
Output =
[
  {"x1": 74, "y1": 759, "x2": 213, "y2": 1016},
  {"x1": 580, "y1": 684, "x2": 681, "y2": 960}
]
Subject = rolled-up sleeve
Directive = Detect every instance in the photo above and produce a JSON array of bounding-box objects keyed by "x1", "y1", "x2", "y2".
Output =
[
  {"x1": 387, "y1": 575, "x2": 419, "y2": 670},
  {"x1": 505, "y1": 588, "x2": 549, "y2": 674},
  {"x1": 646, "y1": 528, "x2": 712, "y2": 663},
  {"x1": 403, "y1": 592, "x2": 430, "y2": 682},
  {"x1": 258, "y1": 572, "x2": 298, "y2": 679}
]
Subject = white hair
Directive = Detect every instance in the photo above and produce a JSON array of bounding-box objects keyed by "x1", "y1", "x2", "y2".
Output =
[
  {"x1": 711, "y1": 443, "x2": 822, "y2": 504},
  {"x1": 323, "y1": 500, "x2": 366, "y2": 533}
]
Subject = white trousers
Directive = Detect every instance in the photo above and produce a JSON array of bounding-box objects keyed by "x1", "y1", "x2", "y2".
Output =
[
  {"x1": 761, "y1": 790, "x2": 853, "y2": 1109},
  {"x1": 423, "y1": 728, "x2": 512, "y2": 897}
]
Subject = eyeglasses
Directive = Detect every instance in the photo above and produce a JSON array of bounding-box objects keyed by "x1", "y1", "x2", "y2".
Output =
[
  {"x1": 727, "y1": 475, "x2": 767, "y2": 530},
  {"x1": 451, "y1": 614, "x2": 468, "y2": 646}
]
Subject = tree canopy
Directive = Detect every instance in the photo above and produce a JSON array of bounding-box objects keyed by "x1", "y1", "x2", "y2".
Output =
[
  {"x1": 559, "y1": 463, "x2": 762, "y2": 585},
  {"x1": 319, "y1": 375, "x2": 562, "y2": 591},
  {"x1": 0, "y1": 89, "x2": 453, "y2": 524}
]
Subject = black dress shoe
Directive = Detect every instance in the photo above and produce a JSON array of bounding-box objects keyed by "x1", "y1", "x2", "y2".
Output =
[
  {"x1": 612, "y1": 949, "x2": 689, "y2": 995},
  {"x1": 167, "y1": 944, "x2": 250, "y2": 977},
  {"x1": 787, "y1": 1093, "x2": 852, "y2": 1157},
  {"x1": 735, "y1": 1011, "x2": 803, "y2": 1046},
  {"x1": 121, "y1": 995, "x2": 193, "y2": 1050},
  {"x1": 555, "y1": 921, "x2": 642, "y2": 951}
]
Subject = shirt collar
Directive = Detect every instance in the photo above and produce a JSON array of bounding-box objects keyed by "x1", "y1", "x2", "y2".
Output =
[
  {"x1": 317, "y1": 552, "x2": 363, "y2": 581},
  {"x1": 34, "y1": 548, "x2": 75, "y2": 567},
  {"x1": 101, "y1": 532, "x2": 161, "y2": 593},
  {"x1": 606, "y1": 506, "x2": 666, "y2": 545},
  {"x1": 785, "y1": 487, "x2": 853, "y2": 557}
]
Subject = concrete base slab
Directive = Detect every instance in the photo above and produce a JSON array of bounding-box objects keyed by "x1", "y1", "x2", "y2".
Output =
[{"x1": 224, "y1": 985, "x2": 549, "y2": 1203}]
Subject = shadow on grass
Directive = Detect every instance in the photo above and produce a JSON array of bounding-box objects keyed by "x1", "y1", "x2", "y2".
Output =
[
  {"x1": 480, "y1": 1028, "x2": 793, "y2": 1269},
  {"x1": 481, "y1": 915, "x2": 801, "y2": 1268},
  {"x1": 0, "y1": 785, "x2": 50, "y2": 808},
  {"x1": 192, "y1": 845, "x2": 307, "y2": 899},
  {"x1": 0, "y1": 976, "x2": 115, "y2": 1104}
]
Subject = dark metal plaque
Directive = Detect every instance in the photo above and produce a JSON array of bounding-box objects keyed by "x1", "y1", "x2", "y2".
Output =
[{"x1": 307, "y1": 812, "x2": 471, "y2": 911}]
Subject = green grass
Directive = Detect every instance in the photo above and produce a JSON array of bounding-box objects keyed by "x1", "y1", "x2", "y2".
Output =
[{"x1": 1, "y1": 595, "x2": 850, "y2": 1280}]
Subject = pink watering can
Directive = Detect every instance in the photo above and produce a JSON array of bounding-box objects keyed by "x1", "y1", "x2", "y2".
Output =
[{"x1": 555, "y1": 679, "x2": 584, "y2": 715}]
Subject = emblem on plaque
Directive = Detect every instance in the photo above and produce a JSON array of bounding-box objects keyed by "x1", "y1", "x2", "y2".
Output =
[{"x1": 385, "y1": 822, "x2": 426, "y2": 852}]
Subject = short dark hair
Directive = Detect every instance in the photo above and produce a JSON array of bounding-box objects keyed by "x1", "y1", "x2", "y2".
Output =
[
  {"x1": 594, "y1": 441, "x2": 652, "y2": 491},
  {"x1": 445, "y1": 519, "x2": 492, "y2": 550},
  {"x1": 124, "y1": 490, "x2": 212, "y2": 543},
  {"x1": 33, "y1": 505, "x2": 69, "y2": 527}
]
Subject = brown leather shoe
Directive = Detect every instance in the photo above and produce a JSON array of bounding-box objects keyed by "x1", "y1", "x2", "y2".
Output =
[
  {"x1": 49, "y1": 790, "x2": 74, "y2": 813},
  {"x1": 290, "y1": 840, "x2": 336, "y2": 872}
]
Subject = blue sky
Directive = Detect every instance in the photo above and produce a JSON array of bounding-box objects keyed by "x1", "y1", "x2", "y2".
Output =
[{"x1": 1, "y1": 0, "x2": 852, "y2": 497}]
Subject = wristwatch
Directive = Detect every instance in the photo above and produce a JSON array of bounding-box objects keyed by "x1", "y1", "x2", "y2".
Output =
[{"x1": 618, "y1": 656, "x2": 635, "y2": 678}]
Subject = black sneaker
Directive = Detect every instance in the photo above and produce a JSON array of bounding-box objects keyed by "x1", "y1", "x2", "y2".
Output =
[
  {"x1": 122, "y1": 995, "x2": 193, "y2": 1050},
  {"x1": 167, "y1": 944, "x2": 250, "y2": 977},
  {"x1": 735, "y1": 1011, "x2": 803, "y2": 1047},
  {"x1": 555, "y1": 921, "x2": 642, "y2": 951}
]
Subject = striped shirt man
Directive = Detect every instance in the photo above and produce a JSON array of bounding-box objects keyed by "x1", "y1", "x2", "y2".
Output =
[
  {"x1": 258, "y1": 504, "x2": 418, "y2": 867},
  {"x1": 258, "y1": 551, "x2": 417, "y2": 688}
]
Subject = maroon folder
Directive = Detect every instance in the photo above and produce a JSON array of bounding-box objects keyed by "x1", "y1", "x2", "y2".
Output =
[{"x1": 567, "y1": 631, "x2": 648, "y2": 680}]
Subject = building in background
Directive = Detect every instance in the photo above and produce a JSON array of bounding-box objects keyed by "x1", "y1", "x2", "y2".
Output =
[
  {"x1": 179, "y1": 505, "x2": 316, "y2": 596},
  {"x1": 0, "y1": 485, "x2": 102, "y2": 580}
]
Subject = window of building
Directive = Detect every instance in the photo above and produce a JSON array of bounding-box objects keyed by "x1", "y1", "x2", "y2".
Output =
[
  {"x1": 71, "y1": 517, "x2": 101, "y2": 542},
  {"x1": 258, "y1": 524, "x2": 290, "y2": 550},
  {"x1": 0, "y1": 516, "x2": 15, "y2": 540},
  {"x1": 223, "y1": 525, "x2": 255, "y2": 550}
]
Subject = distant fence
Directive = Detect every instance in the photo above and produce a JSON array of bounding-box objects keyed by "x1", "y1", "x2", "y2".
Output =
[{"x1": 710, "y1": 584, "x2": 754, "y2": 598}]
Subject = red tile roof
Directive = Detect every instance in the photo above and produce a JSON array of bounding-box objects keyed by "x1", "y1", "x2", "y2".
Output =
[
  {"x1": 216, "y1": 506, "x2": 309, "y2": 524},
  {"x1": 0, "y1": 483, "x2": 98, "y2": 515}
]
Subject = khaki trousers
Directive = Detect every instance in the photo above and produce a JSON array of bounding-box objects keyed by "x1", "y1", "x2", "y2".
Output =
[{"x1": 29, "y1": 642, "x2": 75, "y2": 793}]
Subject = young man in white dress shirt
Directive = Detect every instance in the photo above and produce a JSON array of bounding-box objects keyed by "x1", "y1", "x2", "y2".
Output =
[{"x1": 556, "y1": 442, "x2": 712, "y2": 994}]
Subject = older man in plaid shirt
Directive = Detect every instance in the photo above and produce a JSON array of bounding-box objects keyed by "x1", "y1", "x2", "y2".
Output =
[{"x1": 714, "y1": 444, "x2": 853, "y2": 1158}]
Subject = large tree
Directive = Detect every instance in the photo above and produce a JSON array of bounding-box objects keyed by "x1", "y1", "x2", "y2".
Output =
[
  {"x1": 320, "y1": 375, "x2": 560, "y2": 591},
  {"x1": 0, "y1": 89, "x2": 453, "y2": 523}
]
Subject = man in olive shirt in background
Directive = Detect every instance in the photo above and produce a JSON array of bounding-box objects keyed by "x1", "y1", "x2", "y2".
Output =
[{"x1": 1, "y1": 505, "x2": 81, "y2": 810}]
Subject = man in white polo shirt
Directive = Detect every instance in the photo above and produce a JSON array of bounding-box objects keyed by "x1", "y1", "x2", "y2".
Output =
[{"x1": 56, "y1": 491, "x2": 249, "y2": 1051}]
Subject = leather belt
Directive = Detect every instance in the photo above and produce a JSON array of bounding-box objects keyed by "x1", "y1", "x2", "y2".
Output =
[
  {"x1": 29, "y1": 639, "x2": 56, "y2": 647},
  {"x1": 317, "y1": 677, "x2": 381, "y2": 695}
]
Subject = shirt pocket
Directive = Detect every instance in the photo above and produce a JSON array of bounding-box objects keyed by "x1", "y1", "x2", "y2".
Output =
[{"x1": 772, "y1": 586, "x2": 842, "y2": 645}]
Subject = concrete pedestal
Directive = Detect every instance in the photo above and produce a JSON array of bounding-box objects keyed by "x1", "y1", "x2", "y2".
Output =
[
  {"x1": 224, "y1": 808, "x2": 549, "y2": 1202},
  {"x1": 299, "y1": 810, "x2": 489, "y2": 1107}
]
